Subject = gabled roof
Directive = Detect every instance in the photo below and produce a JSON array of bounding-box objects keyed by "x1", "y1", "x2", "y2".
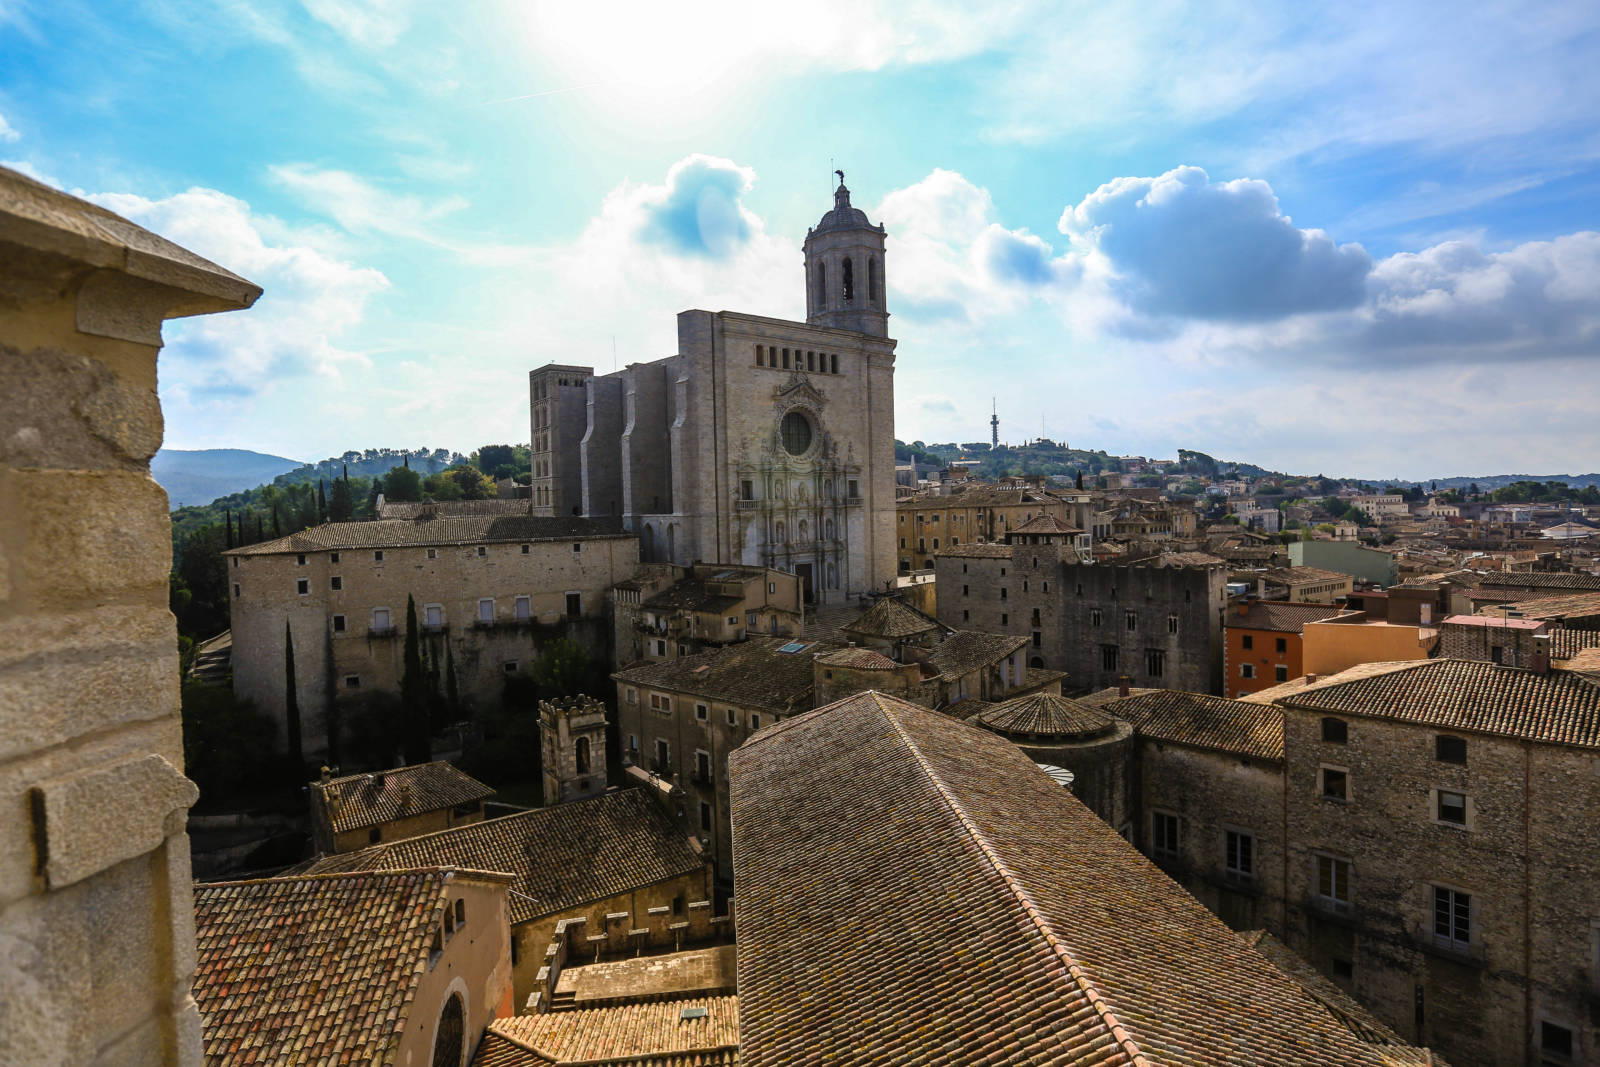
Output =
[
  {"x1": 612, "y1": 636, "x2": 833, "y2": 714},
  {"x1": 936, "y1": 542, "x2": 1014, "y2": 559},
  {"x1": 1109, "y1": 690, "x2": 1285, "y2": 760},
  {"x1": 1010, "y1": 513, "x2": 1082, "y2": 535},
  {"x1": 976, "y1": 692, "x2": 1115, "y2": 742},
  {"x1": 193, "y1": 868, "x2": 510, "y2": 1066},
  {"x1": 1276, "y1": 659, "x2": 1600, "y2": 749},
  {"x1": 1238, "y1": 932, "x2": 1419, "y2": 1051},
  {"x1": 312, "y1": 761, "x2": 494, "y2": 834},
  {"x1": 1475, "y1": 571, "x2": 1600, "y2": 591},
  {"x1": 642, "y1": 579, "x2": 742, "y2": 614},
  {"x1": 1227, "y1": 601, "x2": 1347, "y2": 634},
  {"x1": 923, "y1": 630, "x2": 1028, "y2": 679},
  {"x1": 842, "y1": 597, "x2": 942, "y2": 639},
  {"x1": 379, "y1": 499, "x2": 534, "y2": 519},
  {"x1": 471, "y1": 997, "x2": 739, "y2": 1066},
  {"x1": 814, "y1": 647, "x2": 900, "y2": 670},
  {"x1": 304, "y1": 789, "x2": 703, "y2": 924},
  {"x1": 728, "y1": 692, "x2": 1441, "y2": 1066},
  {"x1": 225, "y1": 515, "x2": 627, "y2": 555},
  {"x1": 1489, "y1": 590, "x2": 1600, "y2": 621}
]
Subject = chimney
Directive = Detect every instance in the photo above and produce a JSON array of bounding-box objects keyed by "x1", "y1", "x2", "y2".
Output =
[
  {"x1": 1118, "y1": 676, "x2": 1130, "y2": 698},
  {"x1": 1305, "y1": 673, "x2": 1317, "y2": 685},
  {"x1": 1235, "y1": 600, "x2": 1251, "y2": 616},
  {"x1": 1532, "y1": 634, "x2": 1552, "y2": 675}
]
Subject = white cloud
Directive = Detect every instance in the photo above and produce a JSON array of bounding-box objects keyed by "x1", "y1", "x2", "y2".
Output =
[
  {"x1": 87, "y1": 187, "x2": 389, "y2": 407},
  {"x1": 269, "y1": 162, "x2": 468, "y2": 244},
  {"x1": 0, "y1": 112, "x2": 18, "y2": 143},
  {"x1": 300, "y1": 0, "x2": 409, "y2": 49}
]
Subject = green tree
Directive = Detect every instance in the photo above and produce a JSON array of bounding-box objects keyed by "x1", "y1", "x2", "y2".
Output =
[
  {"x1": 328, "y1": 476, "x2": 354, "y2": 522},
  {"x1": 476, "y1": 444, "x2": 517, "y2": 473},
  {"x1": 180, "y1": 681, "x2": 287, "y2": 808},
  {"x1": 447, "y1": 465, "x2": 495, "y2": 499},
  {"x1": 532, "y1": 638, "x2": 594, "y2": 700},
  {"x1": 284, "y1": 622, "x2": 303, "y2": 771},
  {"x1": 385, "y1": 465, "x2": 423, "y2": 502},
  {"x1": 400, "y1": 595, "x2": 430, "y2": 763},
  {"x1": 445, "y1": 643, "x2": 460, "y2": 721}
]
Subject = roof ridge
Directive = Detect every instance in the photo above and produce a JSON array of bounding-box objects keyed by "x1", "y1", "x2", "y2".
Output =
[
  {"x1": 335, "y1": 787, "x2": 646, "y2": 858},
  {"x1": 875, "y1": 695, "x2": 1154, "y2": 1067},
  {"x1": 196, "y1": 866, "x2": 451, "y2": 889}
]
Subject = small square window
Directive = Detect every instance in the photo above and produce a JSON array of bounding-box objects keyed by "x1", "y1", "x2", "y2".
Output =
[
  {"x1": 504, "y1": 661, "x2": 518, "y2": 673},
  {"x1": 521, "y1": 544, "x2": 530, "y2": 554},
  {"x1": 330, "y1": 575, "x2": 342, "y2": 590},
  {"x1": 1321, "y1": 766, "x2": 1348, "y2": 801},
  {"x1": 477, "y1": 546, "x2": 487, "y2": 557},
  {"x1": 1274, "y1": 665, "x2": 1288, "y2": 682},
  {"x1": 332, "y1": 614, "x2": 346, "y2": 632},
  {"x1": 1242, "y1": 634, "x2": 1254, "y2": 650},
  {"x1": 573, "y1": 542, "x2": 582, "y2": 552},
  {"x1": 1438, "y1": 790, "x2": 1467, "y2": 825},
  {"x1": 1321, "y1": 717, "x2": 1348, "y2": 743},
  {"x1": 344, "y1": 675, "x2": 360, "y2": 688},
  {"x1": 373, "y1": 550, "x2": 383, "y2": 562},
  {"x1": 1436, "y1": 735, "x2": 1467, "y2": 764},
  {"x1": 427, "y1": 548, "x2": 437, "y2": 559},
  {"x1": 696, "y1": 703, "x2": 708, "y2": 721},
  {"x1": 1541, "y1": 1021, "x2": 1574, "y2": 1061},
  {"x1": 296, "y1": 554, "x2": 307, "y2": 565},
  {"x1": 1275, "y1": 637, "x2": 1287, "y2": 653},
  {"x1": 1331, "y1": 958, "x2": 1353, "y2": 980},
  {"x1": 330, "y1": 552, "x2": 340, "y2": 563},
  {"x1": 296, "y1": 578, "x2": 309, "y2": 595}
]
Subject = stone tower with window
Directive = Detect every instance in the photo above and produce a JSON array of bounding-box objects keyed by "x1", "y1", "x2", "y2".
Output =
[
  {"x1": 539, "y1": 695, "x2": 608, "y2": 804},
  {"x1": 804, "y1": 176, "x2": 889, "y2": 337}
]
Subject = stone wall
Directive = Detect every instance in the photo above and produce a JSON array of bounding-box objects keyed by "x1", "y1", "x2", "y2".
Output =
[{"x1": 0, "y1": 168, "x2": 259, "y2": 1065}]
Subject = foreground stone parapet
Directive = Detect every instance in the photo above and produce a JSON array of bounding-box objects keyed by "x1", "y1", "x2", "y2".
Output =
[{"x1": 0, "y1": 165, "x2": 259, "y2": 1067}]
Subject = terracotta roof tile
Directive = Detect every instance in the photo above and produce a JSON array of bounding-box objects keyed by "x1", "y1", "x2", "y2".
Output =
[
  {"x1": 471, "y1": 998, "x2": 739, "y2": 1066},
  {"x1": 612, "y1": 637, "x2": 832, "y2": 714},
  {"x1": 305, "y1": 790, "x2": 702, "y2": 923},
  {"x1": 226, "y1": 515, "x2": 627, "y2": 556},
  {"x1": 814, "y1": 647, "x2": 900, "y2": 670},
  {"x1": 936, "y1": 542, "x2": 1015, "y2": 559},
  {"x1": 1226, "y1": 601, "x2": 1347, "y2": 634},
  {"x1": 312, "y1": 761, "x2": 494, "y2": 834},
  {"x1": 976, "y1": 692, "x2": 1116, "y2": 741},
  {"x1": 1010, "y1": 513, "x2": 1082, "y2": 534},
  {"x1": 1101, "y1": 690, "x2": 1285, "y2": 760},
  {"x1": 193, "y1": 868, "x2": 508, "y2": 1066},
  {"x1": 1277, "y1": 659, "x2": 1600, "y2": 749},
  {"x1": 843, "y1": 597, "x2": 943, "y2": 639},
  {"x1": 922, "y1": 630, "x2": 1028, "y2": 678},
  {"x1": 728, "y1": 692, "x2": 1440, "y2": 1066}
]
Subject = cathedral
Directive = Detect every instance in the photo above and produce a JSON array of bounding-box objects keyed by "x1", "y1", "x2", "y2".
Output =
[{"x1": 528, "y1": 177, "x2": 898, "y2": 603}]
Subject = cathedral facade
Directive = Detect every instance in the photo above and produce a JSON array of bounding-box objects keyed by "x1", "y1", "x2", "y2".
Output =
[{"x1": 529, "y1": 179, "x2": 898, "y2": 602}]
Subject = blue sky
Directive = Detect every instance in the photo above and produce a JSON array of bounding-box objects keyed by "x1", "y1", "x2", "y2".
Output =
[{"x1": 4, "y1": 1, "x2": 1599, "y2": 480}]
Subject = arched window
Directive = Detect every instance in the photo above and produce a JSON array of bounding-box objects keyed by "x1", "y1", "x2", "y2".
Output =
[
  {"x1": 1030, "y1": 656, "x2": 1045, "y2": 669},
  {"x1": 817, "y1": 262, "x2": 826, "y2": 308},
  {"x1": 432, "y1": 994, "x2": 465, "y2": 1067},
  {"x1": 842, "y1": 258, "x2": 854, "y2": 302},
  {"x1": 869, "y1": 256, "x2": 880, "y2": 303},
  {"x1": 575, "y1": 736, "x2": 591, "y2": 774}
]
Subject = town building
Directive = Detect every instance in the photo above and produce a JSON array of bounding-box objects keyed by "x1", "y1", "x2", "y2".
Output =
[
  {"x1": 308, "y1": 761, "x2": 495, "y2": 854},
  {"x1": 895, "y1": 483, "x2": 1073, "y2": 571},
  {"x1": 305, "y1": 788, "x2": 712, "y2": 1008},
  {"x1": 0, "y1": 165, "x2": 260, "y2": 1065},
  {"x1": 1290, "y1": 539, "x2": 1400, "y2": 587},
  {"x1": 726, "y1": 690, "x2": 1443, "y2": 1065},
  {"x1": 539, "y1": 695, "x2": 608, "y2": 804},
  {"x1": 225, "y1": 515, "x2": 638, "y2": 758},
  {"x1": 531, "y1": 178, "x2": 898, "y2": 603},
  {"x1": 1302, "y1": 611, "x2": 1437, "y2": 678},
  {"x1": 935, "y1": 543, "x2": 1228, "y2": 694},
  {"x1": 1266, "y1": 658, "x2": 1600, "y2": 1066},
  {"x1": 1225, "y1": 600, "x2": 1345, "y2": 696},
  {"x1": 1352, "y1": 494, "x2": 1409, "y2": 521},
  {"x1": 193, "y1": 868, "x2": 514, "y2": 1067},
  {"x1": 1253, "y1": 565, "x2": 1355, "y2": 604},
  {"x1": 610, "y1": 562, "x2": 802, "y2": 664},
  {"x1": 969, "y1": 692, "x2": 1135, "y2": 833}
]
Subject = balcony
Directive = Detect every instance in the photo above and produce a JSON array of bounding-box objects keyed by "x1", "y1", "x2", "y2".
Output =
[
  {"x1": 1301, "y1": 894, "x2": 1360, "y2": 928},
  {"x1": 368, "y1": 626, "x2": 398, "y2": 639}
]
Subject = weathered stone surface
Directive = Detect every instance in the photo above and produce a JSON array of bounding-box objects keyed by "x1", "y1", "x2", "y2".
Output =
[
  {"x1": 0, "y1": 344, "x2": 162, "y2": 468},
  {"x1": 33, "y1": 754, "x2": 198, "y2": 890},
  {"x1": 0, "y1": 889, "x2": 97, "y2": 1065},
  {"x1": 14, "y1": 468, "x2": 172, "y2": 600}
]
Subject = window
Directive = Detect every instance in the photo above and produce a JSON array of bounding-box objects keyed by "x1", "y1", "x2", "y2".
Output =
[
  {"x1": 1541, "y1": 1021, "x2": 1574, "y2": 1063},
  {"x1": 1321, "y1": 717, "x2": 1348, "y2": 743},
  {"x1": 1090, "y1": 609, "x2": 1103, "y2": 627},
  {"x1": 233, "y1": 583, "x2": 240, "y2": 598},
  {"x1": 696, "y1": 703, "x2": 708, "y2": 721},
  {"x1": 649, "y1": 692, "x2": 671, "y2": 712},
  {"x1": 727, "y1": 708, "x2": 738, "y2": 726},
  {"x1": 1168, "y1": 615, "x2": 1178, "y2": 634},
  {"x1": 1275, "y1": 637, "x2": 1287, "y2": 653},
  {"x1": 478, "y1": 598, "x2": 494, "y2": 623},
  {"x1": 373, "y1": 550, "x2": 384, "y2": 562},
  {"x1": 424, "y1": 604, "x2": 443, "y2": 628},
  {"x1": 741, "y1": 479, "x2": 753, "y2": 501},
  {"x1": 1000, "y1": 587, "x2": 1008, "y2": 599},
  {"x1": 296, "y1": 553, "x2": 307, "y2": 566},
  {"x1": 700, "y1": 801, "x2": 713, "y2": 833},
  {"x1": 1032, "y1": 632, "x2": 1041, "y2": 647},
  {"x1": 344, "y1": 675, "x2": 361, "y2": 689},
  {"x1": 1241, "y1": 664, "x2": 1256, "y2": 679},
  {"x1": 332, "y1": 614, "x2": 346, "y2": 632},
  {"x1": 1275, "y1": 665, "x2": 1288, "y2": 682},
  {"x1": 1242, "y1": 634, "x2": 1254, "y2": 650},
  {"x1": 962, "y1": 610, "x2": 969, "y2": 622},
  {"x1": 427, "y1": 548, "x2": 438, "y2": 560},
  {"x1": 573, "y1": 542, "x2": 582, "y2": 553},
  {"x1": 330, "y1": 575, "x2": 342, "y2": 591},
  {"x1": 515, "y1": 595, "x2": 531, "y2": 620},
  {"x1": 476, "y1": 546, "x2": 487, "y2": 557},
  {"x1": 1433, "y1": 886, "x2": 1471, "y2": 950},
  {"x1": 566, "y1": 592, "x2": 581, "y2": 617},
  {"x1": 1320, "y1": 766, "x2": 1349, "y2": 801},
  {"x1": 1152, "y1": 811, "x2": 1179, "y2": 857},
  {"x1": 1331, "y1": 958, "x2": 1353, "y2": 980},
  {"x1": 750, "y1": 712, "x2": 762, "y2": 730},
  {"x1": 849, "y1": 480, "x2": 858, "y2": 498},
  {"x1": 369, "y1": 827, "x2": 382, "y2": 843},
  {"x1": 1436, "y1": 735, "x2": 1467, "y2": 764},
  {"x1": 1000, "y1": 613, "x2": 1008, "y2": 626},
  {"x1": 963, "y1": 585, "x2": 969, "y2": 596},
  {"x1": 1317, "y1": 855, "x2": 1351, "y2": 908},
  {"x1": 1145, "y1": 649, "x2": 1165, "y2": 677},
  {"x1": 1225, "y1": 829, "x2": 1254, "y2": 880},
  {"x1": 654, "y1": 738, "x2": 671, "y2": 773},
  {"x1": 521, "y1": 544, "x2": 530, "y2": 554},
  {"x1": 330, "y1": 552, "x2": 339, "y2": 563},
  {"x1": 504, "y1": 661, "x2": 518, "y2": 673},
  {"x1": 454, "y1": 899, "x2": 465, "y2": 927},
  {"x1": 1437, "y1": 790, "x2": 1467, "y2": 826},
  {"x1": 1125, "y1": 611, "x2": 1137, "y2": 631},
  {"x1": 1102, "y1": 645, "x2": 1118, "y2": 671},
  {"x1": 625, "y1": 687, "x2": 636, "y2": 705},
  {"x1": 372, "y1": 607, "x2": 391, "y2": 631},
  {"x1": 695, "y1": 750, "x2": 711, "y2": 782}
]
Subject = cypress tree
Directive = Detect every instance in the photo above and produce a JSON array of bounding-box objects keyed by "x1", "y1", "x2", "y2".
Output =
[
  {"x1": 400, "y1": 595, "x2": 430, "y2": 763},
  {"x1": 271, "y1": 503, "x2": 281, "y2": 539},
  {"x1": 1075, "y1": 470, "x2": 1084, "y2": 491},
  {"x1": 317, "y1": 479, "x2": 328, "y2": 523},
  {"x1": 224, "y1": 508, "x2": 234, "y2": 549},
  {"x1": 284, "y1": 621, "x2": 304, "y2": 771},
  {"x1": 445, "y1": 643, "x2": 459, "y2": 720},
  {"x1": 329, "y1": 477, "x2": 354, "y2": 523}
]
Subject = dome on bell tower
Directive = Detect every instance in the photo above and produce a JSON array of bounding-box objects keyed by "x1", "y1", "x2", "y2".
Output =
[{"x1": 804, "y1": 172, "x2": 889, "y2": 337}]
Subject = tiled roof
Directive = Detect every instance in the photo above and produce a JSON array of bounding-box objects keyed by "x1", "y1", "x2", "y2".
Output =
[
  {"x1": 1237, "y1": 932, "x2": 1418, "y2": 1051},
  {"x1": 1277, "y1": 659, "x2": 1600, "y2": 749},
  {"x1": 923, "y1": 630, "x2": 1028, "y2": 679},
  {"x1": 1154, "y1": 551, "x2": 1229, "y2": 568},
  {"x1": 1226, "y1": 601, "x2": 1347, "y2": 634},
  {"x1": 1264, "y1": 566, "x2": 1352, "y2": 585},
  {"x1": 843, "y1": 597, "x2": 943, "y2": 639},
  {"x1": 935, "y1": 542, "x2": 1014, "y2": 559},
  {"x1": 976, "y1": 692, "x2": 1116, "y2": 741},
  {"x1": 193, "y1": 868, "x2": 509, "y2": 1066},
  {"x1": 470, "y1": 997, "x2": 739, "y2": 1066},
  {"x1": 313, "y1": 761, "x2": 494, "y2": 834},
  {"x1": 612, "y1": 636, "x2": 834, "y2": 714},
  {"x1": 226, "y1": 515, "x2": 628, "y2": 555},
  {"x1": 304, "y1": 789, "x2": 703, "y2": 924},
  {"x1": 1010, "y1": 513, "x2": 1082, "y2": 534},
  {"x1": 1475, "y1": 571, "x2": 1600, "y2": 591},
  {"x1": 1490, "y1": 591, "x2": 1600, "y2": 621},
  {"x1": 642, "y1": 580, "x2": 743, "y2": 614},
  {"x1": 814, "y1": 647, "x2": 900, "y2": 670},
  {"x1": 379, "y1": 499, "x2": 534, "y2": 519},
  {"x1": 1552, "y1": 628, "x2": 1600, "y2": 660},
  {"x1": 1108, "y1": 690, "x2": 1285, "y2": 760},
  {"x1": 728, "y1": 692, "x2": 1441, "y2": 1066}
]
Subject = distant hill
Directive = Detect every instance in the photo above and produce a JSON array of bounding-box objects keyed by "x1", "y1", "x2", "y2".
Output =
[
  {"x1": 152, "y1": 449, "x2": 304, "y2": 507},
  {"x1": 1377, "y1": 474, "x2": 1600, "y2": 491}
]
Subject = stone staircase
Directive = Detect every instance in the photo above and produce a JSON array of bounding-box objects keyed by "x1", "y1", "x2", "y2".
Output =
[{"x1": 188, "y1": 630, "x2": 232, "y2": 686}]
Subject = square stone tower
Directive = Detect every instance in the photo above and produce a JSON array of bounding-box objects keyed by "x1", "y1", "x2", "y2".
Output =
[{"x1": 539, "y1": 696, "x2": 608, "y2": 804}]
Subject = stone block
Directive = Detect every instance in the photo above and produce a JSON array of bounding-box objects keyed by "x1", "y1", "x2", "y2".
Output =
[
  {"x1": 0, "y1": 343, "x2": 162, "y2": 470},
  {"x1": 32, "y1": 754, "x2": 198, "y2": 890},
  {"x1": 13, "y1": 468, "x2": 171, "y2": 601},
  {"x1": 0, "y1": 890, "x2": 96, "y2": 1066}
]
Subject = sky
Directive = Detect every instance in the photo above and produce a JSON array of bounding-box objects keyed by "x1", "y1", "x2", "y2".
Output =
[{"x1": 3, "y1": 1, "x2": 1599, "y2": 481}]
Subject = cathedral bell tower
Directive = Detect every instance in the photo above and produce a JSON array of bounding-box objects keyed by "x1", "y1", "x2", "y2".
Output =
[{"x1": 804, "y1": 172, "x2": 889, "y2": 338}]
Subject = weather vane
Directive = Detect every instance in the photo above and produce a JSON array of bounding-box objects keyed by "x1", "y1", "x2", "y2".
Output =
[{"x1": 835, "y1": 168, "x2": 844, "y2": 185}]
